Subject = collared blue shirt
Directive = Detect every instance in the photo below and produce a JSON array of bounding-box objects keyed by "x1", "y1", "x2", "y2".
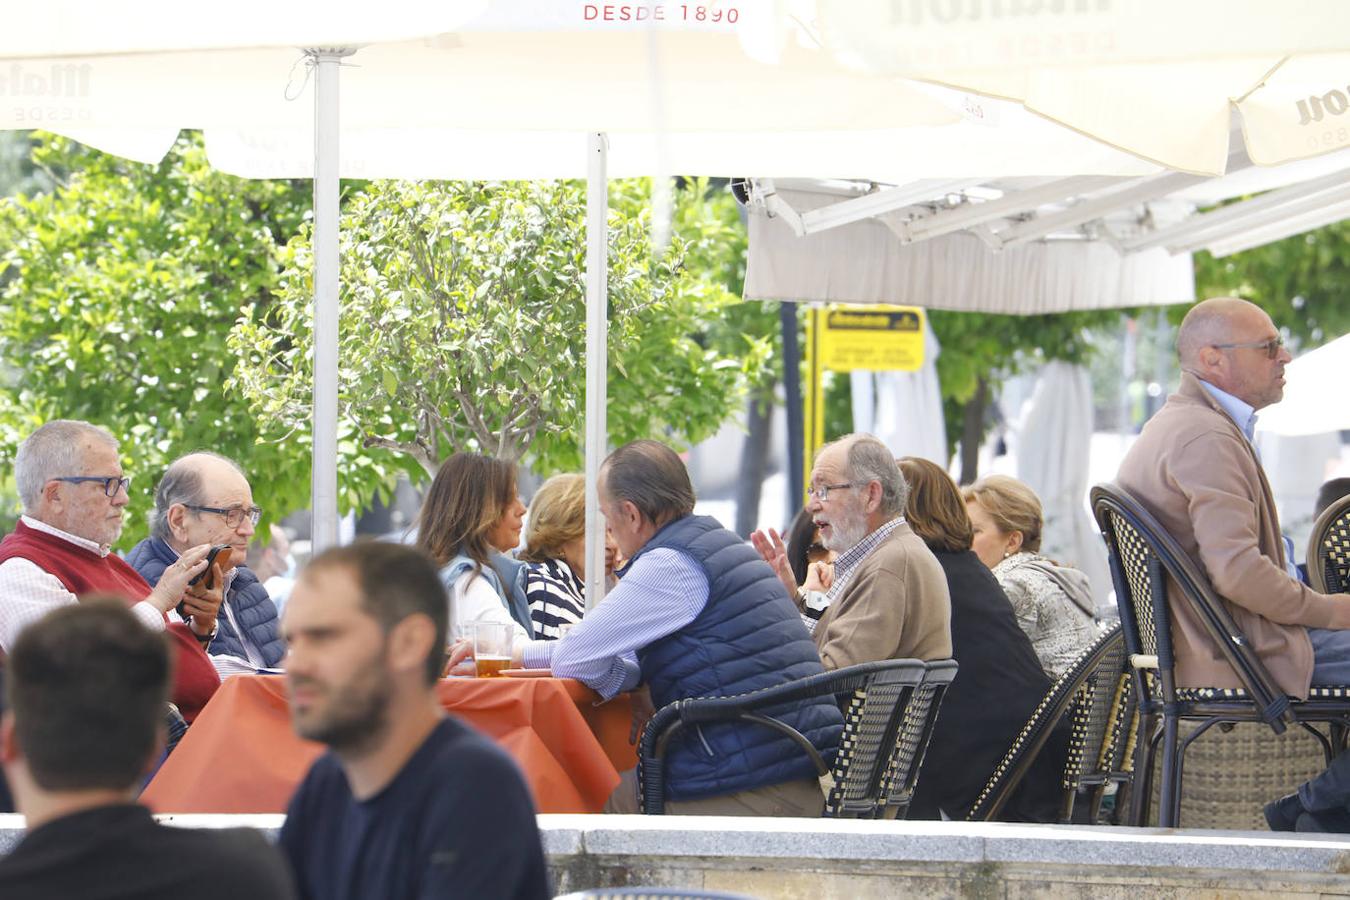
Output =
[
  {"x1": 1199, "y1": 380, "x2": 1259, "y2": 443},
  {"x1": 521, "y1": 547, "x2": 709, "y2": 700},
  {"x1": 1198, "y1": 378, "x2": 1302, "y2": 581}
]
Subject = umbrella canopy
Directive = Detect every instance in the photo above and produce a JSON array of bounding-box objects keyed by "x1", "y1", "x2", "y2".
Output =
[
  {"x1": 743, "y1": 181, "x2": 1196, "y2": 313},
  {"x1": 5, "y1": 4, "x2": 960, "y2": 175},
  {"x1": 1256, "y1": 333, "x2": 1350, "y2": 437},
  {"x1": 815, "y1": 0, "x2": 1350, "y2": 175}
]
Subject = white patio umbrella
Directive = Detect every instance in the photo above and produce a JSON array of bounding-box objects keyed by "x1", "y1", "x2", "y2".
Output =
[
  {"x1": 1012, "y1": 361, "x2": 1112, "y2": 611},
  {"x1": 1256, "y1": 333, "x2": 1350, "y2": 437},
  {"x1": 0, "y1": 2, "x2": 974, "y2": 602},
  {"x1": 815, "y1": 0, "x2": 1350, "y2": 175}
]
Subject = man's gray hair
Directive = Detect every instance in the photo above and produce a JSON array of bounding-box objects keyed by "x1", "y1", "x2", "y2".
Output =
[
  {"x1": 15, "y1": 421, "x2": 118, "y2": 513},
  {"x1": 601, "y1": 440, "x2": 695, "y2": 528},
  {"x1": 149, "y1": 451, "x2": 246, "y2": 542},
  {"x1": 826, "y1": 434, "x2": 909, "y2": 518}
]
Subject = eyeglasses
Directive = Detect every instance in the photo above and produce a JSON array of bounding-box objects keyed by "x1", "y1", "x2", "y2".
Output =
[
  {"x1": 186, "y1": 504, "x2": 263, "y2": 529},
  {"x1": 1212, "y1": 336, "x2": 1284, "y2": 359},
  {"x1": 53, "y1": 475, "x2": 131, "y2": 497},
  {"x1": 807, "y1": 482, "x2": 856, "y2": 501}
]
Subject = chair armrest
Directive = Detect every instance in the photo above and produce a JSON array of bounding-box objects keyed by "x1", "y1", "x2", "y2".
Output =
[{"x1": 638, "y1": 659, "x2": 929, "y2": 814}]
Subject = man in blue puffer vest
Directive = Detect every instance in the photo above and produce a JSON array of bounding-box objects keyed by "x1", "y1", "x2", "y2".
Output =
[
  {"x1": 127, "y1": 452, "x2": 285, "y2": 675},
  {"x1": 511, "y1": 440, "x2": 843, "y2": 815}
]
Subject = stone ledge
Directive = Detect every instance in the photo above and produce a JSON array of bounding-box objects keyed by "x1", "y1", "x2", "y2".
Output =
[
  {"x1": 5, "y1": 813, "x2": 1350, "y2": 898},
  {"x1": 540, "y1": 814, "x2": 1350, "y2": 876}
]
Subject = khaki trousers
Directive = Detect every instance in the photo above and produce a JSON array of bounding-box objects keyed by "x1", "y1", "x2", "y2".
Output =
[{"x1": 605, "y1": 767, "x2": 825, "y2": 817}]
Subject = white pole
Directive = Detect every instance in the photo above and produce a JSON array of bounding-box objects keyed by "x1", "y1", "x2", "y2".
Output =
[
  {"x1": 309, "y1": 48, "x2": 354, "y2": 554},
  {"x1": 584, "y1": 132, "x2": 609, "y2": 609}
]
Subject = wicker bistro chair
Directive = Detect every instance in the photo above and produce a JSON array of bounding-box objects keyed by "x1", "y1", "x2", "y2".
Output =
[
  {"x1": 1307, "y1": 493, "x2": 1350, "y2": 595},
  {"x1": 1091, "y1": 483, "x2": 1350, "y2": 828},
  {"x1": 638, "y1": 658, "x2": 955, "y2": 818},
  {"x1": 966, "y1": 625, "x2": 1134, "y2": 823}
]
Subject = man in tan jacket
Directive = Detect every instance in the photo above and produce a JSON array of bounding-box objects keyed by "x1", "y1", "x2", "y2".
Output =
[
  {"x1": 754, "y1": 434, "x2": 952, "y2": 669},
  {"x1": 1117, "y1": 297, "x2": 1350, "y2": 702}
]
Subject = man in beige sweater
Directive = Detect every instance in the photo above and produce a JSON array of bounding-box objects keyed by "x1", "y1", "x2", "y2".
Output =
[
  {"x1": 753, "y1": 434, "x2": 951, "y2": 669},
  {"x1": 1117, "y1": 297, "x2": 1350, "y2": 700},
  {"x1": 1118, "y1": 298, "x2": 1350, "y2": 833}
]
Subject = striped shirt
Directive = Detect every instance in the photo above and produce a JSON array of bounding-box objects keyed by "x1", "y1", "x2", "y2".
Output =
[
  {"x1": 802, "y1": 516, "x2": 906, "y2": 635},
  {"x1": 521, "y1": 548, "x2": 709, "y2": 700},
  {"x1": 525, "y1": 557, "x2": 586, "y2": 640}
]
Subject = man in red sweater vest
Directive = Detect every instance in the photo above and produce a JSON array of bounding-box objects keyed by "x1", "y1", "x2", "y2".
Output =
[{"x1": 0, "y1": 420, "x2": 222, "y2": 721}]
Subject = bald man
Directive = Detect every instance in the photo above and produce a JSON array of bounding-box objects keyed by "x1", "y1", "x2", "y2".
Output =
[
  {"x1": 127, "y1": 452, "x2": 286, "y2": 675},
  {"x1": 1117, "y1": 297, "x2": 1350, "y2": 704}
]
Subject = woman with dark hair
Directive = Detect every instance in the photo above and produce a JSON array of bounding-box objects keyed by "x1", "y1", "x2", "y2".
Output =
[
  {"x1": 898, "y1": 457, "x2": 1067, "y2": 823},
  {"x1": 416, "y1": 453, "x2": 531, "y2": 643}
]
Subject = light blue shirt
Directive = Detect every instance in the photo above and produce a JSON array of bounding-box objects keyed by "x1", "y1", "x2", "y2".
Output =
[
  {"x1": 521, "y1": 547, "x2": 710, "y2": 700},
  {"x1": 1198, "y1": 379, "x2": 1302, "y2": 581}
]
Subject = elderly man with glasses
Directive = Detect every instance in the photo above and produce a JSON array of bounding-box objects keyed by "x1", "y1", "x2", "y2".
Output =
[
  {"x1": 0, "y1": 420, "x2": 221, "y2": 721},
  {"x1": 753, "y1": 433, "x2": 951, "y2": 671},
  {"x1": 127, "y1": 452, "x2": 285, "y2": 677}
]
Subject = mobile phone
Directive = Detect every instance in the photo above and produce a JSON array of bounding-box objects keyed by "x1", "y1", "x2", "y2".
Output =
[{"x1": 188, "y1": 544, "x2": 232, "y2": 588}]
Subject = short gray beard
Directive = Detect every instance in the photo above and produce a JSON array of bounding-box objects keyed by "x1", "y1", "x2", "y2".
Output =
[{"x1": 822, "y1": 509, "x2": 868, "y2": 553}]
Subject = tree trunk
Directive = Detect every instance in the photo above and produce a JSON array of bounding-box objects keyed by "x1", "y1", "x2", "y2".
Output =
[
  {"x1": 735, "y1": 390, "x2": 773, "y2": 538},
  {"x1": 959, "y1": 377, "x2": 988, "y2": 486}
]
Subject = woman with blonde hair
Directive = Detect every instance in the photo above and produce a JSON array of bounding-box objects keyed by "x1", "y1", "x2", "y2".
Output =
[
  {"x1": 963, "y1": 474, "x2": 1096, "y2": 679},
  {"x1": 416, "y1": 452, "x2": 531, "y2": 644},
  {"x1": 518, "y1": 474, "x2": 618, "y2": 640}
]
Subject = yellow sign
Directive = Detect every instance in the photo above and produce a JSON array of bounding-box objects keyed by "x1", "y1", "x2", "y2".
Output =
[
  {"x1": 817, "y1": 304, "x2": 925, "y2": 372},
  {"x1": 804, "y1": 304, "x2": 926, "y2": 493}
]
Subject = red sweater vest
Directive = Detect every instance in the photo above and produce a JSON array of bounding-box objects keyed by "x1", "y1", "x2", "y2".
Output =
[{"x1": 0, "y1": 520, "x2": 221, "y2": 722}]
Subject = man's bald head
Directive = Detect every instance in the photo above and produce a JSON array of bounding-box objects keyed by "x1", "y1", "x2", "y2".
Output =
[
  {"x1": 1176, "y1": 296, "x2": 1290, "y2": 410},
  {"x1": 1176, "y1": 297, "x2": 1261, "y2": 368},
  {"x1": 149, "y1": 452, "x2": 256, "y2": 561}
]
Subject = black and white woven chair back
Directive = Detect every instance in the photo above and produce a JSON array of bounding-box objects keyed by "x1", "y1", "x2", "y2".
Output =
[
  {"x1": 1091, "y1": 483, "x2": 1290, "y2": 727},
  {"x1": 1308, "y1": 493, "x2": 1350, "y2": 596},
  {"x1": 1060, "y1": 633, "x2": 1135, "y2": 816},
  {"x1": 965, "y1": 625, "x2": 1123, "y2": 822},
  {"x1": 875, "y1": 659, "x2": 957, "y2": 818},
  {"x1": 824, "y1": 660, "x2": 927, "y2": 818}
]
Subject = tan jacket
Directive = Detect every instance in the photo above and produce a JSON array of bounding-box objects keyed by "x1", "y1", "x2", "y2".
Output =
[
  {"x1": 810, "y1": 522, "x2": 952, "y2": 670},
  {"x1": 1116, "y1": 373, "x2": 1350, "y2": 697}
]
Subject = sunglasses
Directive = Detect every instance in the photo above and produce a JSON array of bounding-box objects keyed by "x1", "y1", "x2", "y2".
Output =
[{"x1": 1212, "y1": 336, "x2": 1283, "y2": 359}]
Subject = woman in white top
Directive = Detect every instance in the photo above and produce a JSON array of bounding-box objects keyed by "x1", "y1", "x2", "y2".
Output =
[
  {"x1": 415, "y1": 452, "x2": 531, "y2": 645},
  {"x1": 963, "y1": 474, "x2": 1098, "y2": 680}
]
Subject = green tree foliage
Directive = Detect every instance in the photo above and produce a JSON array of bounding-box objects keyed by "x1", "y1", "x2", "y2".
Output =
[
  {"x1": 1193, "y1": 221, "x2": 1350, "y2": 348},
  {"x1": 915, "y1": 309, "x2": 1120, "y2": 470},
  {"x1": 232, "y1": 177, "x2": 765, "y2": 478},
  {"x1": 0, "y1": 132, "x2": 314, "y2": 546}
]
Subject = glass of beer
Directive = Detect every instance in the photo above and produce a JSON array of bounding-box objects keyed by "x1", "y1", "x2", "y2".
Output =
[{"x1": 471, "y1": 622, "x2": 514, "y2": 678}]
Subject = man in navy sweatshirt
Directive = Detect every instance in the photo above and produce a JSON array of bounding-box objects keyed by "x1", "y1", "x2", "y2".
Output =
[{"x1": 278, "y1": 541, "x2": 549, "y2": 900}]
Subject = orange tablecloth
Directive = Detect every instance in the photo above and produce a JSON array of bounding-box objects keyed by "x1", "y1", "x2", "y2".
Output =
[{"x1": 142, "y1": 674, "x2": 635, "y2": 815}]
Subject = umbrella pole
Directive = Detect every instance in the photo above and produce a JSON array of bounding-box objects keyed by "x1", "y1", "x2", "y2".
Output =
[
  {"x1": 309, "y1": 47, "x2": 353, "y2": 553},
  {"x1": 584, "y1": 133, "x2": 609, "y2": 609}
]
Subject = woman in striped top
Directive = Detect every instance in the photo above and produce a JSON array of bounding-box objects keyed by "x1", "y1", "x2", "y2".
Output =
[{"x1": 519, "y1": 474, "x2": 617, "y2": 640}]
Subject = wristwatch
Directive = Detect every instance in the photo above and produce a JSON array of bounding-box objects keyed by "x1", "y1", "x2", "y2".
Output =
[{"x1": 191, "y1": 621, "x2": 218, "y2": 647}]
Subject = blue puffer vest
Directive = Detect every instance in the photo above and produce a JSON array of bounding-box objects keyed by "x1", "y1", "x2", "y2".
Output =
[
  {"x1": 633, "y1": 515, "x2": 843, "y2": 801},
  {"x1": 439, "y1": 550, "x2": 532, "y2": 634},
  {"x1": 126, "y1": 537, "x2": 286, "y2": 667}
]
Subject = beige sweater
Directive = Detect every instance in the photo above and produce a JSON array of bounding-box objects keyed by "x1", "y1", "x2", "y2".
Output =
[
  {"x1": 1116, "y1": 373, "x2": 1350, "y2": 697},
  {"x1": 809, "y1": 521, "x2": 953, "y2": 671}
]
